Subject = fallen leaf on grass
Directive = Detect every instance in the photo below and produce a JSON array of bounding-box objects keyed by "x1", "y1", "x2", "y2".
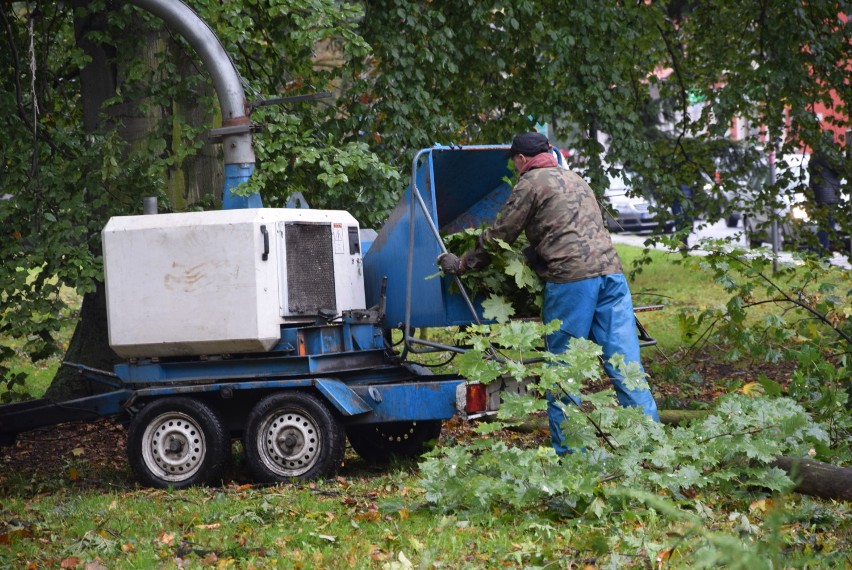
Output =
[
  {"x1": 0, "y1": 528, "x2": 33, "y2": 544},
  {"x1": 739, "y1": 382, "x2": 765, "y2": 397},
  {"x1": 354, "y1": 511, "x2": 380, "y2": 522},
  {"x1": 159, "y1": 532, "x2": 175, "y2": 546},
  {"x1": 60, "y1": 557, "x2": 80, "y2": 569},
  {"x1": 195, "y1": 523, "x2": 221, "y2": 530},
  {"x1": 749, "y1": 498, "x2": 772, "y2": 513},
  {"x1": 383, "y1": 551, "x2": 414, "y2": 570},
  {"x1": 370, "y1": 547, "x2": 390, "y2": 561}
]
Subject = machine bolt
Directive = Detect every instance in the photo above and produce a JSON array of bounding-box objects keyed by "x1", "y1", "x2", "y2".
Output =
[
  {"x1": 279, "y1": 432, "x2": 299, "y2": 451},
  {"x1": 167, "y1": 437, "x2": 184, "y2": 454}
]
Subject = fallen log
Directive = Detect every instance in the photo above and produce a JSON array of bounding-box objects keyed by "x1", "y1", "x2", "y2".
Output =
[
  {"x1": 659, "y1": 410, "x2": 707, "y2": 424},
  {"x1": 771, "y1": 456, "x2": 852, "y2": 502}
]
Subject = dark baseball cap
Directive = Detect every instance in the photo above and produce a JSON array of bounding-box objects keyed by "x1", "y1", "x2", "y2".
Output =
[{"x1": 506, "y1": 132, "x2": 550, "y2": 158}]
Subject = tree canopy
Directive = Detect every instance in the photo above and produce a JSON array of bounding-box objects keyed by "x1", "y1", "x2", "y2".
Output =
[{"x1": 1, "y1": 0, "x2": 850, "y2": 382}]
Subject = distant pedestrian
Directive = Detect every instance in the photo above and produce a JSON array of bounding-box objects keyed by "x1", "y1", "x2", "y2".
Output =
[
  {"x1": 671, "y1": 184, "x2": 695, "y2": 248},
  {"x1": 808, "y1": 140, "x2": 841, "y2": 254}
]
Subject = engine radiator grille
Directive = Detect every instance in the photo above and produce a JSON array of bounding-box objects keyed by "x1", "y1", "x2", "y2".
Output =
[{"x1": 285, "y1": 223, "x2": 337, "y2": 314}]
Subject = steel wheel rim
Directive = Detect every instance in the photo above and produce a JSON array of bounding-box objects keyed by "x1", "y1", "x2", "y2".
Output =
[
  {"x1": 141, "y1": 411, "x2": 206, "y2": 483},
  {"x1": 256, "y1": 409, "x2": 322, "y2": 477}
]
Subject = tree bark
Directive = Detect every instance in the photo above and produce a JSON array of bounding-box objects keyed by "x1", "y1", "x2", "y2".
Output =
[
  {"x1": 771, "y1": 456, "x2": 852, "y2": 502},
  {"x1": 46, "y1": 2, "x2": 125, "y2": 402},
  {"x1": 170, "y1": 50, "x2": 222, "y2": 209},
  {"x1": 661, "y1": 409, "x2": 709, "y2": 424},
  {"x1": 44, "y1": 282, "x2": 120, "y2": 402}
]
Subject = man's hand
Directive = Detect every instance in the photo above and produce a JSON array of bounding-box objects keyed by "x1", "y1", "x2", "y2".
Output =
[{"x1": 437, "y1": 252, "x2": 465, "y2": 275}]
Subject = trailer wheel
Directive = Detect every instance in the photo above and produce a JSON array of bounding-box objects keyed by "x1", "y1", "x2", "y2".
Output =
[
  {"x1": 347, "y1": 420, "x2": 442, "y2": 463},
  {"x1": 127, "y1": 397, "x2": 229, "y2": 489},
  {"x1": 244, "y1": 392, "x2": 345, "y2": 482}
]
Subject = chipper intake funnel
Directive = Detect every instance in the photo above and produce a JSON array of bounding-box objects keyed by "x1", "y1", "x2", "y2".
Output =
[{"x1": 363, "y1": 145, "x2": 513, "y2": 331}]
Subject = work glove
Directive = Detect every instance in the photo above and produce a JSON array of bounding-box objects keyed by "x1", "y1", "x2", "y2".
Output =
[{"x1": 437, "y1": 252, "x2": 465, "y2": 275}]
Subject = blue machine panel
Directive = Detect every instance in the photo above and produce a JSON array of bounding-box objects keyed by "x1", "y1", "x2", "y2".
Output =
[{"x1": 363, "y1": 146, "x2": 513, "y2": 330}]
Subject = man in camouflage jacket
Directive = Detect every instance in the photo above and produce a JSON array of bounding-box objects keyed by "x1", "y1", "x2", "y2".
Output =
[{"x1": 437, "y1": 132, "x2": 660, "y2": 455}]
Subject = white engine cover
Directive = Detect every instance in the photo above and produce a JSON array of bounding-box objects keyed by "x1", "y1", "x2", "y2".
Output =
[{"x1": 103, "y1": 208, "x2": 365, "y2": 358}]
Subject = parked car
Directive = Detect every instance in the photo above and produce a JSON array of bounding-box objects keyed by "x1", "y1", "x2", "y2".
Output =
[{"x1": 602, "y1": 174, "x2": 674, "y2": 234}]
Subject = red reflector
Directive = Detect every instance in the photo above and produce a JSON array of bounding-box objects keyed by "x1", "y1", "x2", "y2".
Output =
[{"x1": 465, "y1": 383, "x2": 486, "y2": 413}]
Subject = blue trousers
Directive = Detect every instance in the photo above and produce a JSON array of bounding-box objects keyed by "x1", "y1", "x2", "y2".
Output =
[{"x1": 543, "y1": 274, "x2": 660, "y2": 455}]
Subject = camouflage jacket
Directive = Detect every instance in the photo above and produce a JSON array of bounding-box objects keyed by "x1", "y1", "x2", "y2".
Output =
[{"x1": 462, "y1": 166, "x2": 623, "y2": 283}]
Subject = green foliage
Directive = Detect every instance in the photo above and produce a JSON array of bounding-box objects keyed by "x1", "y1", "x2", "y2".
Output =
[
  {"x1": 443, "y1": 228, "x2": 543, "y2": 318},
  {"x1": 678, "y1": 245, "x2": 851, "y2": 460},
  {"x1": 347, "y1": 0, "x2": 849, "y2": 241},
  {"x1": 0, "y1": 0, "x2": 398, "y2": 378},
  {"x1": 0, "y1": 350, "x2": 33, "y2": 404},
  {"x1": 420, "y1": 241, "x2": 848, "y2": 567},
  {"x1": 421, "y1": 321, "x2": 837, "y2": 566}
]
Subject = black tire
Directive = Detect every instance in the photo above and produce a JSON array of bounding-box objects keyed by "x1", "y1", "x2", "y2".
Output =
[
  {"x1": 747, "y1": 234, "x2": 763, "y2": 248},
  {"x1": 127, "y1": 397, "x2": 229, "y2": 489},
  {"x1": 347, "y1": 420, "x2": 443, "y2": 463},
  {"x1": 243, "y1": 392, "x2": 346, "y2": 482},
  {"x1": 743, "y1": 216, "x2": 762, "y2": 248}
]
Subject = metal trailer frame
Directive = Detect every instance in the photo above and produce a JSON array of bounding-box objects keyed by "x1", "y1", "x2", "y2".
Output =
[{"x1": 0, "y1": 315, "x2": 464, "y2": 446}]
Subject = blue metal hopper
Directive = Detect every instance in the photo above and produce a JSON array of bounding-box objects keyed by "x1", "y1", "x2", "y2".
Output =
[{"x1": 363, "y1": 145, "x2": 513, "y2": 333}]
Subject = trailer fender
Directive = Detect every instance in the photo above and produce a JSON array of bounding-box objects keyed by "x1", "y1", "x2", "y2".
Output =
[
  {"x1": 348, "y1": 379, "x2": 463, "y2": 424},
  {"x1": 312, "y1": 378, "x2": 373, "y2": 417}
]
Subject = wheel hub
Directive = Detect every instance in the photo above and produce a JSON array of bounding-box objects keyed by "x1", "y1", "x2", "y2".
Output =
[
  {"x1": 167, "y1": 436, "x2": 185, "y2": 454},
  {"x1": 259, "y1": 411, "x2": 321, "y2": 476},
  {"x1": 142, "y1": 413, "x2": 206, "y2": 482},
  {"x1": 281, "y1": 432, "x2": 299, "y2": 449}
]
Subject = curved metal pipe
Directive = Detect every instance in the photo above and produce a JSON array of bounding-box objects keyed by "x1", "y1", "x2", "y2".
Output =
[
  {"x1": 128, "y1": 0, "x2": 260, "y2": 208},
  {"x1": 129, "y1": 0, "x2": 245, "y2": 122}
]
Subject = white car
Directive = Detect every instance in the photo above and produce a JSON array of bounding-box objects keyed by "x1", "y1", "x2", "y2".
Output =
[{"x1": 602, "y1": 175, "x2": 673, "y2": 233}]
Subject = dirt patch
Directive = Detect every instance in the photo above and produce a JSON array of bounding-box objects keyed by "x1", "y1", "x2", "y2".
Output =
[{"x1": 1, "y1": 417, "x2": 130, "y2": 490}]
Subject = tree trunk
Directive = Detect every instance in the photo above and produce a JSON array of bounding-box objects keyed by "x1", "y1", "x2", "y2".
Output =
[
  {"x1": 771, "y1": 456, "x2": 852, "y2": 502},
  {"x1": 46, "y1": 2, "x2": 125, "y2": 402},
  {"x1": 170, "y1": 52, "x2": 222, "y2": 209},
  {"x1": 44, "y1": 282, "x2": 120, "y2": 402}
]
